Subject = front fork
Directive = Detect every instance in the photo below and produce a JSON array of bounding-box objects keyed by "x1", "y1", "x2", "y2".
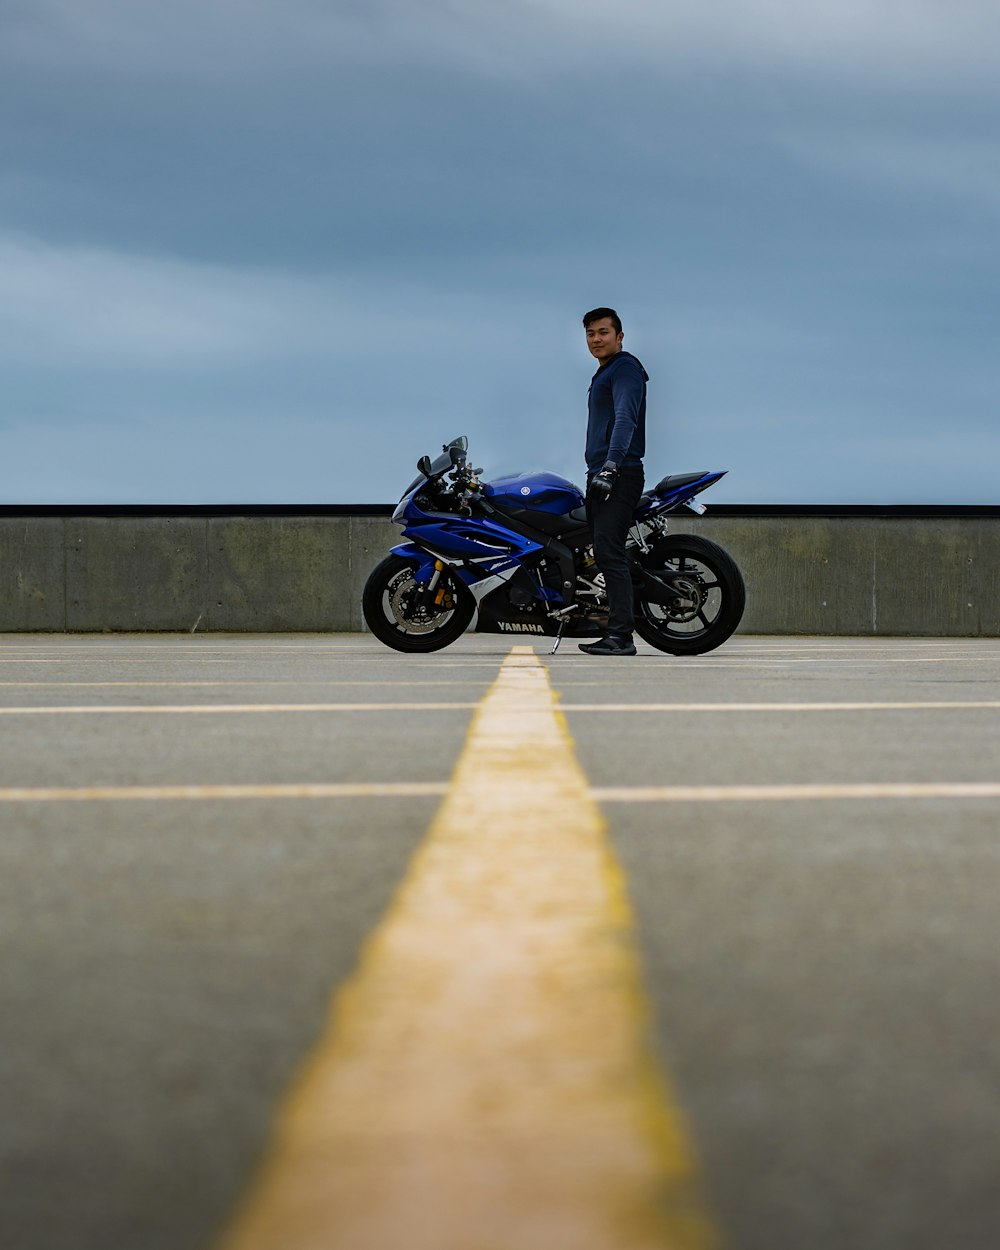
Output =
[{"x1": 421, "y1": 560, "x2": 449, "y2": 610}]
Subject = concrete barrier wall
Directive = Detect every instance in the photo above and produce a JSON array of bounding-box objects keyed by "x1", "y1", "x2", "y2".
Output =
[
  {"x1": 1, "y1": 512, "x2": 997, "y2": 635},
  {"x1": 0, "y1": 515, "x2": 394, "y2": 633},
  {"x1": 681, "y1": 515, "x2": 1000, "y2": 637}
]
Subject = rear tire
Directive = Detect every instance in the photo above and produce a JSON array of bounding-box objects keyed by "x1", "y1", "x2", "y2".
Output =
[
  {"x1": 633, "y1": 535, "x2": 745, "y2": 655},
  {"x1": 362, "y1": 555, "x2": 474, "y2": 653}
]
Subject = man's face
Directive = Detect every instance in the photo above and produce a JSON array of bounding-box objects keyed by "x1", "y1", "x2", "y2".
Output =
[{"x1": 586, "y1": 317, "x2": 623, "y2": 364}]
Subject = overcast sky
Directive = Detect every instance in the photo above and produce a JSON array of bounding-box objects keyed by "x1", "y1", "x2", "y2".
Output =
[{"x1": 2, "y1": 0, "x2": 998, "y2": 503}]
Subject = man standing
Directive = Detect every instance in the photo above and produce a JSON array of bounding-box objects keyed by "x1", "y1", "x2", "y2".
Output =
[{"x1": 579, "y1": 307, "x2": 647, "y2": 656}]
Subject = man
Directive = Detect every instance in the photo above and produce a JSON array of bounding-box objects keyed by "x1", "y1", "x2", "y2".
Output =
[{"x1": 579, "y1": 306, "x2": 647, "y2": 656}]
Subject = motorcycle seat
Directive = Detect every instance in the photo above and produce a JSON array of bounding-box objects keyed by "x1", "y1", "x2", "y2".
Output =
[{"x1": 651, "y1": 471, "x2": 709, "y2": 494}]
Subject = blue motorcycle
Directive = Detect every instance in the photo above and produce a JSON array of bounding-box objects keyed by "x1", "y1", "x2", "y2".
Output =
[{"x1": 363, "y1": 436, "x2": 746, "y2": 654}]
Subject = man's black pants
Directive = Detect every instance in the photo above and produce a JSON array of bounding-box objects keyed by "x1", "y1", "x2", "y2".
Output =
[{"x1": 587, "y1": 465, "x2": 645, "y2": 637}]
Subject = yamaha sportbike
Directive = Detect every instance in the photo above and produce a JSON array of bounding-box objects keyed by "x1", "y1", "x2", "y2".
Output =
[{"x1": 363, "y1": 436, "x2": 745, "y2": 654}]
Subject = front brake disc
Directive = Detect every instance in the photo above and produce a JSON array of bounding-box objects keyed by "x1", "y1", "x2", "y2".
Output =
[{"x1": 389, "y1": 575, "x2": 447, "y2": 633}]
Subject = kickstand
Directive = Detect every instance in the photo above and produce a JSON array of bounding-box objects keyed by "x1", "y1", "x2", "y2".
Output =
[{"x1": 550, "y1": 620, "x2": 567, "y2": 655}]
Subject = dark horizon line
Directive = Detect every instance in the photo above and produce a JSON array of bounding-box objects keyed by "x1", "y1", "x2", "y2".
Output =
[{"x1": 1, "y1": 504, "x2": 999, "y2": 518}]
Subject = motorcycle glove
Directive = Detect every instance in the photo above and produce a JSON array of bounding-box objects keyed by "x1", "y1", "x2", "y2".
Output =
[{"x1": 588, "y1": 461, "x2": 618, "y2": 502}]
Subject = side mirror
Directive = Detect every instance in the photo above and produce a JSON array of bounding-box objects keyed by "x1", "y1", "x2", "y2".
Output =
[
  {"x1": 449, "y1": 445, "x2": 466, "y2": 467},
  {"x1": 417, "y1": 455, "x2": 433, "y2": 477}
]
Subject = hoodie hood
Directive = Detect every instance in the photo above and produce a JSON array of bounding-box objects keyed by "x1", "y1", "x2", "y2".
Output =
[{"x1": 593, "y1": 349, "x2": 649, "y2": 382}]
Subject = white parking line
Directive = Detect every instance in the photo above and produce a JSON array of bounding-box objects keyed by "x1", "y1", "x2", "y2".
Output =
[
  {"x1": 562, "y1": 701, "x2": 1000, "y2": 712},
  {"x1": 0, "y1": 680, "x2": 488, "y2": 688},
  {"x1": 0, "y1": 783, "x2": 448, "y2": 803},
  {"x1": 4, "y1": 781, "x2": 997, "y2": 806},
  {"x1": 592, "y1": 783, "x2": 1000, "y2": 802},
  {"x1": 0, "y1": 702, "x2": 477, "y2": 715}
]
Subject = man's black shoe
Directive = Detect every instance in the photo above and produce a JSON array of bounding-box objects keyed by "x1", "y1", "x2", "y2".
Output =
[{"x1": 578, "y1": 633, "x2": 637, "y2": 656}]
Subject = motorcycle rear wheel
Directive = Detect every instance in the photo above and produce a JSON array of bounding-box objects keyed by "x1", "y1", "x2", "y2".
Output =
[
  {"x1": 633, "y1": 534, "x2": 745, "y2": 655},
  {"x1": 362, "y1": 555, "x2": 475, "y2": 653}
]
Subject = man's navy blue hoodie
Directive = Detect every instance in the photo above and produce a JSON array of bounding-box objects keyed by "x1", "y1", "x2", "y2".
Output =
[{"x1": 585, "y1": 349, "x2": 648, "y2": 474}]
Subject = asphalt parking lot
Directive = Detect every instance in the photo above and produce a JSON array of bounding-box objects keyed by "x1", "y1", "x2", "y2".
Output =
[{"x1": 1, "y1": 633, "x2": 999, "y2": 1250}]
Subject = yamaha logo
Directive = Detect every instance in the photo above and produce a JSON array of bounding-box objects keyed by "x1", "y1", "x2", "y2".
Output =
[
  {"x1": 499, "y1": 621, "x2": 544, "y2": 633},
  {"x1": 520, "y1": 486, "x2": 531, "y2": 495}
]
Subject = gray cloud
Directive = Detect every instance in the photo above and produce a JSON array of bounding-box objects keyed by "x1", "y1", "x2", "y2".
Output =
[
  {"x1": 1, "y1": 0, "x2": 999, "y2": 503},
  {"x1": 8, "y1": 0, "x2": 1000, "y2": 82}
]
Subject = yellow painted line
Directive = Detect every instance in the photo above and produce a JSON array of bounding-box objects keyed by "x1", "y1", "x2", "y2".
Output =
[
  {"x1": 563, "y1": 701, "x2": 1000, "y2": 712},
  {"x1": 0, "y1": 702, "x2": 476, "y2": 715},
  {"x1": 593, "y1": 782, "x2": 1000, "y2": 802},
  {"x1": 0, "y1": 782, "x2": 448, "y2": 803},
  {"x1": 214, "y1": 645, "x2": 717, "y2": 1250}
]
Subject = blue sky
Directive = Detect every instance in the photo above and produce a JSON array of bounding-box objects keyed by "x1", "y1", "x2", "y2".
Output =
[{"x1": 2, "y1": 0, "x2": 998, "y2": 504}]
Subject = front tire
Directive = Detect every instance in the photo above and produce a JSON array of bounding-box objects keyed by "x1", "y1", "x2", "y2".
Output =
[
  {"x1": 362, "y1": 555, "x2": 474, "y2": 653},
  {"x1": 633, "y1": 535, "x2": 745, "y2": 655}
]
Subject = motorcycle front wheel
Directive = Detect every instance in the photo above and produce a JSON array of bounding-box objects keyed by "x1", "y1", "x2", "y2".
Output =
[
  {"x1": 362, "y1": 555, "x2": 475, "y2": 653},
  {"x1": 633, "y1": 534, "x2": 745, "y2": 655}
]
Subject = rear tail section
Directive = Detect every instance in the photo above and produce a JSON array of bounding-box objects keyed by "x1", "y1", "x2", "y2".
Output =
[{"x1": 634, "y1": 470, "x2": 726, "y2": 519}]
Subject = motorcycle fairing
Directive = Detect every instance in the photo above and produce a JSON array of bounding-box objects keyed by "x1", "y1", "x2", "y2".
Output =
[
  {"x1": 399, "y1": 516, "x2": 541, "y2": 561},
  {"x1": 391, "y1": 485, "x2": 556, "y2": 606},
  {"x1": 388, "y1": 542, "x2": 526, "y2": 605}
]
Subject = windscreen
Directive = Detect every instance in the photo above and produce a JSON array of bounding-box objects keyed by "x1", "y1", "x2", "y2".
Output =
[{"x1": 399, "y1": 436, "x2": 468, "y2": 498}]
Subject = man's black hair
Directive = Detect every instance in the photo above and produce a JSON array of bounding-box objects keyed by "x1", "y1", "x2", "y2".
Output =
[{"x1": 582, "y1": 307, "x2": 622, "y2": 335}]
